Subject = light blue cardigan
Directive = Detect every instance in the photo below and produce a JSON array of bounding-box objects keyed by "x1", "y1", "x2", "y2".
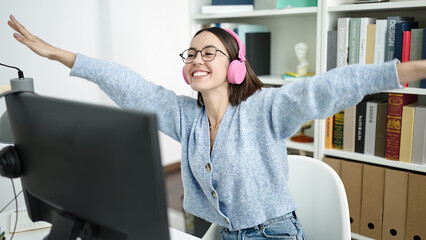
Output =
[{"x1": 70, "y1": 53, "x2": 401, "y2": 231}]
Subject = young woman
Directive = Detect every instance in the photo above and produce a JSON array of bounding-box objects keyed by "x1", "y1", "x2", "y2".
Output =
[{"x1": 8, "y1": 15, "x2": 426, "y2": 240}]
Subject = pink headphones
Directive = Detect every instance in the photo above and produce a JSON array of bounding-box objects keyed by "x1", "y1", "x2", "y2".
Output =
[{"x1": 182, "y1": 28, "x2": 247, "y2": 85}]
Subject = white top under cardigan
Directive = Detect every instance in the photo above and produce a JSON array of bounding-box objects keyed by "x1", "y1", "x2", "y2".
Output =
[{"x1": 70, "y1": 53, "x2": 402, "y2": 231}]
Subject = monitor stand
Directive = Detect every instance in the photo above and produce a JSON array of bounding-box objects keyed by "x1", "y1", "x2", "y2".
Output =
[{"x1": 43, "y1": 213, "x2": 83, "y2": 240}]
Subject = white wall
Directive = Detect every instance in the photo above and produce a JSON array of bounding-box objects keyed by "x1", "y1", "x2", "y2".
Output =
[{"x1": 0, "y1": 0, "x2": 191, "y2": 212}]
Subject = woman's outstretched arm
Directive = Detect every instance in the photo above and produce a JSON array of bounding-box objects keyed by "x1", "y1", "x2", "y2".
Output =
[{"x1": 8, "y1": 15, "x2": 76, "y2": 69}]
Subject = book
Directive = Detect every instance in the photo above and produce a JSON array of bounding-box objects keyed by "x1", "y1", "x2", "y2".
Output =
[
  {"x1": 374, "y1": 19, "x2": 387, "y2": 64},
  {"x1": 336, "y1": 18, "x2": 351, "y2": 67},
  {"x1": 401, "y1": 31, "x2": 412, "y2": 88},
  {"x1": 408, "y1": 28, "x2": 424, "y2": 88},
  {"x1": 393, "y1": 21, "x2": 418, "y2": 61},
  {"x1": 212, "y1": 0, "x2": 254, "y2": 5},
  {"x1": 411, "y1": 105, "x2": 426, "y2": 165},
  {"x1": 384, "y1": 16, "x2": 415, "y2": 62},
  {"x1": 349, "y1": 18, "x2": 361, "y2": 65},
  {"x1": 421, "y1": 29, "x2": 426, "y2": 88},
  {"x1": 246, "y1": 32, "x2": 271, "y2": 76},
  {"x1": 375, "y1": 101, "x2": 388, "y2": 158},
  {"x1": 365, "y1": 24, "x2": 376, "y2": 65},
  {"x1": 343, "y1": 106, "x2": 356, "y2": 152},
  {"x1": 327, "y1": 30, "x2": 338, "y2": 71},
  {"x1": 358, "y1": 18, "x2": 376, "y2": 64},
  {"x1": 355, "y1": 96, "x2": 374, "y2": 153},
  {"x1": 325, "y1": 116, "x2": 334, "y2": 149},
  {"x1": 364, "y1": 101, "x2": 379, "y2": 155},
  {"x1": 201, "y1": 5, "x2": 254, "y2": 14},
  {"x1": 333, "y1": 111, "x2": 345, "y2": 150},
  {"x1": 384, "y1": 93, "x2": 418, "y2": 161},
  {"x1": 399, "y1": 103, "x2": 418, "y2": 163}
]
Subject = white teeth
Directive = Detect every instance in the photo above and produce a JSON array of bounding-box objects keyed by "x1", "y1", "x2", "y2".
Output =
[{"x1": 193, "y1": 72, "x2": 208, "y2": 77}]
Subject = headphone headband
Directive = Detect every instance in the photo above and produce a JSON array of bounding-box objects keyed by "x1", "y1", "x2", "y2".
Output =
[{"x1": 222, "y1": 28, "x2": 246, "y2": 62}]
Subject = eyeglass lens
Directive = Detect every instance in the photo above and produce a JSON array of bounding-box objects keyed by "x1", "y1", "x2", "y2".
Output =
[{"x1": 182, "y1": 47, "x2": 218, "y2": 63}]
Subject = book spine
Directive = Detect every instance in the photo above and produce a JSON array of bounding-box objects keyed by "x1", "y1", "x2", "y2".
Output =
[
  {"x1": 327, "y1": 30, "x2": 338, "y2": 71},
  {"x1": 325, "y1": 116, "x2": 334, "y2": 149},
  {"x1": 337, "y1": 18, "x2": 351, "y2": 67},
  {"x1": 359, "y1": 18, "x2": 376, "y2": 64},
  {"x1": 349, "y1": 18, "x2": 361, "y2": 65},
  {"x1": 355, "y1": 101, "x2": 368, "y2": 153},
  {"x1": 375, "y1": 102, "x2": 388, "y2": 158},
  {"x1": 399, "y1": 103, "x2": 417, "y2": 163},
  {"x1": 408, "y1": 29, "x2": 424, "y2": 88},
  {"x1": 365, "y1": 24, "x2": 376, "y2": 65},
  {"x1": 402, "y1": 31, "x2": 411, "y2": 88},
  {"x1": 333, "y1": 111, "x2": 345, "y2": 150},
  {"x1": 421, "y1": 29, "x2": 426, "y2": 88},
  {"x1": 411, "y1": 105, "x2": 426, "y2": 165},
  {"x1": 374, "y1": 19, "x2": 387, "y2": 64},
  {"x1": 343, "y1": 106, "x2": 356, "y2": 152},
  {"x1": 384, "y1": 93, "x2": 418, "y2": 161},
  {"x1": 364, "y1": 102, "x2": 378, "y2": 155}
]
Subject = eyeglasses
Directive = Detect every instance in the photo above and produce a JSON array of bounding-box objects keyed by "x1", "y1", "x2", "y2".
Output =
[{"x1": 179, "y1": 47, "x2": 229, "y2": 64}]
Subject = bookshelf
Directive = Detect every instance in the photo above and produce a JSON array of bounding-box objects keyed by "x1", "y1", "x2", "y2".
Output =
[
  {"x1": 189, "y1": 2, "x2": 426, "y2": 238},
  {"x1": 317, "y1": 0, "x2": 426, "y2": 171},
  {"x1": 189, "y1": 0, "x2": 426, "y2": 159}
]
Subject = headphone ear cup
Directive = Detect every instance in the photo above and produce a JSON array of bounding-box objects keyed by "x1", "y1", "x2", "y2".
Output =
[
  {"x1": 0, "y1": 146, "x2": 22, "y2": 179},
  {"x1": 182, "y1": 67, "x2": 189, "y2": 85},
  {"x1": 227, "y1": 60, "x2": 247, "y2": 85}
]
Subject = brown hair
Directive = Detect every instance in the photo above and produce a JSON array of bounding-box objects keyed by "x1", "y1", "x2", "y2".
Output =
[{"x1": 194, "y1": 27, "x2": 263, "y2": 107}]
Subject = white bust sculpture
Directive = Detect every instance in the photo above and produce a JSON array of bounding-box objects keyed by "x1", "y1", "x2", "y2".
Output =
[{"x1": 294, "y1": 42, "x2": 309, "y2": 75}]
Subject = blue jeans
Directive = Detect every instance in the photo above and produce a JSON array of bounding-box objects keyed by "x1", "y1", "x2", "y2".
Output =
[{"x1": 220, "y1": 212, "x2": 306, "y2": 240}]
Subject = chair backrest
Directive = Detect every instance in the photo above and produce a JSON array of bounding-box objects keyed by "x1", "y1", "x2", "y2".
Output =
[
  {"x1": 202, "y1": 155, "x2": 351, "y2": 240},
  {"x1": 287, "y1": 155, "x2": 351, "y2": 240}
]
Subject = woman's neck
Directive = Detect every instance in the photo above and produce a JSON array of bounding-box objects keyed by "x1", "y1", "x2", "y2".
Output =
[{"x1": 203, "y1": 92, "x2": 229, "y2": 126}]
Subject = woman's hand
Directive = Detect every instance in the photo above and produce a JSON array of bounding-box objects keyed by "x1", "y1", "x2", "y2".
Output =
[
  {"x1": 8, "y1": 15, "x2": 76, "y2": 69},
  {"x1": 396, "y1": 59, "x2": 426, "y2": 85}
]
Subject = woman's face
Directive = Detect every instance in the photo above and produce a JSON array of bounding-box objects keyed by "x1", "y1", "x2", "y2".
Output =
[{"x1": 184, "y1": 31, "x2": 230, "y2": 93}]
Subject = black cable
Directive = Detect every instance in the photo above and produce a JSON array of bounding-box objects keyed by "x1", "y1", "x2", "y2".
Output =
[
  {"x1": 0, "y1": 63, "x2": 24, "y2": 79},
  {"x1": 0, "y1": 189, "x2": 23, "y2": 214}
]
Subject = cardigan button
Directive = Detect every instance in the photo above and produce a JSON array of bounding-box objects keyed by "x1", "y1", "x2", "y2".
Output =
[
  {"x1": 206, "y1": 163, "x2": 212, "y2": 172},
  {"x1": 211, "y1": 190, "x2": 217, "y2": 199}
]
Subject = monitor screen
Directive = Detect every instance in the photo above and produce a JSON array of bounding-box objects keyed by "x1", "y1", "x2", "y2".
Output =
[{"x1": 5, "y1": 92, "x2": 170, "y2": 240}]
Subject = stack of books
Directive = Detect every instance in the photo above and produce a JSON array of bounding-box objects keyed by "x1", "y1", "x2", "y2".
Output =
[{"x1": 325, "y1": 15, "x2": 426, "y2": 164}]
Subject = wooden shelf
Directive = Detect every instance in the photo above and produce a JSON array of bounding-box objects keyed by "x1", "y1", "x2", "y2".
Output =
[{"x1": 323, "y1": 149, "x2": 426, "y2": 173}]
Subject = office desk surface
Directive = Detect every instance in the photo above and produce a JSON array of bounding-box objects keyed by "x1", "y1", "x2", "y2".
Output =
[{"x1": 0, "y1": 210, "x2": 201, "y2": 240}]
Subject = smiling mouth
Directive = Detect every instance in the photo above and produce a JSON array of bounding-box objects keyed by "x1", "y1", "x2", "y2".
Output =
[{"x1": 192, "y1": 72, "x2": 209, "y2": 77}]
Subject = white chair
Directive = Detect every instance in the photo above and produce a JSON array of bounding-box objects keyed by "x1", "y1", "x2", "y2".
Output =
[{"x1": 202, "y1": 155, "x2": 351, "y2": 240}]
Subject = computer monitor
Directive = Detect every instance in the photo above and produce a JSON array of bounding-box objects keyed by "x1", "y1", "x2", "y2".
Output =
[{"x1": 4, "y1": 92, "x2": 170, "y2": 240}]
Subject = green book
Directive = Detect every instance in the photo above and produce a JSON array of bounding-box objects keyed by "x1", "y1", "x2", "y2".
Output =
[
  {"x1": 333, "y1": 111, "x2": 345, "y2": 150},
  {"x1": 349, "y1": 18, "x2": 361, "y2": 65}
]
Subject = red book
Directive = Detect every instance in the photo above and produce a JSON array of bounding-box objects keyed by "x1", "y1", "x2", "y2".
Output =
[
  {"x1": 384, "y1": 93, "x2": 417, "y2": 160},
  {"x1": 402, "y1": 31, "x2": 411, "y2": 88}
]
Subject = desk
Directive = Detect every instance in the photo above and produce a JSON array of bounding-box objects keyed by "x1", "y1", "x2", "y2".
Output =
[{"x1": 0, "y1": 210, "x2": 201, "y2": 240}]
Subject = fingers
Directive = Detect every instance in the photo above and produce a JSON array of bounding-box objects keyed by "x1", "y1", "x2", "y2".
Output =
[{"x1": 8, "y1": 15, "x2": 32, "y2": 39}]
